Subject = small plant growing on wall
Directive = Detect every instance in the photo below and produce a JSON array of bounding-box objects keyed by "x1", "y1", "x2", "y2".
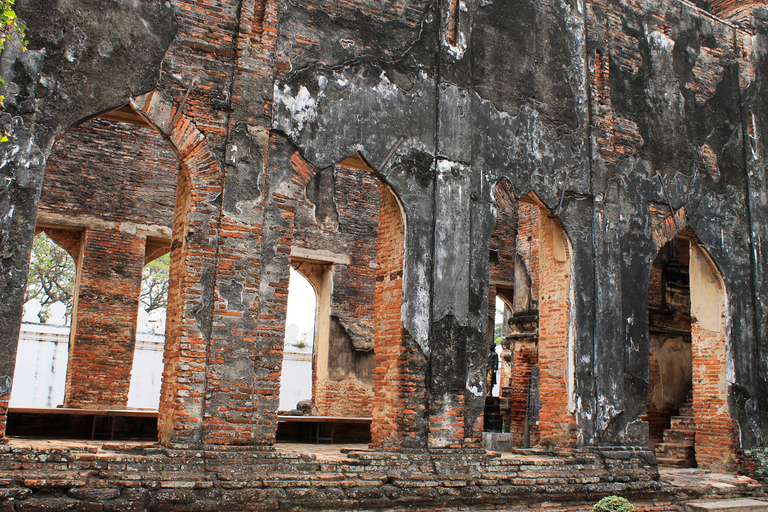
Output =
[
  {"x1": 593, "y1": 496, "x2": 635, "y2": 512},
  {"x1": 0, "y1": 0, "x2": 26, "y2": 141}
]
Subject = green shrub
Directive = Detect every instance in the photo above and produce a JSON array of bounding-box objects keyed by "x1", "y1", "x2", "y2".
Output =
[{"x1": 593, "y1": 495, "x2": 635, "y2": 512}]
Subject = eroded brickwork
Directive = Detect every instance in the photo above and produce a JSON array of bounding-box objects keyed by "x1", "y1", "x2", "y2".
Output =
[
  {"x1": 372, "y1": 183, "x2": 426, "y2": 448},
  {"x1": 536, "y1": 213, "x2": 574, "y2": 446},
  {"x1": 31, "y1": 115, "x2": 180, "y2": 410},
  {"x1": 506, "y1": 341, "x2": 539, "y2": 445},
  {"x1": 64, "y1": 229, "x2": 145, "y2": 408},
  {"x1": 293, "y1": 164, "x2": 378, "y2": 418},
  {"x1": 41, "y1": 118, "x2": 178, "y2": 227},
  {"x1": 690, "y1": 243, "x2": 737, "y2": 470},
  {"x1": 0, "y1": 0, "x2": 765, "y2": 499}
]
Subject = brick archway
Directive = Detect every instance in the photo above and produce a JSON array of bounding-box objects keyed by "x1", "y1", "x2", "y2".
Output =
[
  {"x1": 263, "y1": 146, "x2": 423, "y2": 448},
  {"x1": 490, "y1": 182, "x2": 576, "y2": 448},
  {"x1": 130, "y1": 91, "x2": 223, "y2": 446},
  {"x1": 649, "y1": 215, "x2": 735, "y2": 470}
]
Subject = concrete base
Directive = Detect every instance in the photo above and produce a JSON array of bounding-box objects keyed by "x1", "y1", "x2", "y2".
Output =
[{"x1": 483, "y1": 431, "x2": 513, "y2": 452}]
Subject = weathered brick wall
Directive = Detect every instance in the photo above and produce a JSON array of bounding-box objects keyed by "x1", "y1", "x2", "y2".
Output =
[
  {"x1": 313, "y1": 375, "x2": 372, "y2": 417},
  {"x1": 0, "y1": 444, "x2": 700, "y2": 511},
  {"x1": 372, "y1": 182, "x2": 426, "y2": 448},
  {"x1": 64, "y1": 229, "x2": 145, "y2": 408},
  {"x1": 41, "y1": 118, "x2": 178, "y2": 227},
  {"x1": 7, "y1": 0, "x2": 764, "y2": 461},
  {"x1": 126, "y1": 92, "x2": 224, "y2": 447},
  {"x1": 144, "y1": 0, "x2": 276, "y2": 446},
  {"x1": 506, "y1": 341, "x2": 539, "y2": 445},
  {"x1": 536, "y1": 213, "x2": 575, "y2": 446},
  {"x1": 516, "y1": 203, "x2": 540, "y2": 305},
  {"x1": 490, "y1": 179, "x2": 518, "y2": 289},
  {"x1": 33, "y1": 115, "x2": 179, "y2": 411},
  {"x1": 296, "y1": 164, "x2": 378, "y2": 418},
  {"x1": 158, "y1": 168, "x2": 193, "y2": 443},
  {"x1": 710, "y1": 0, "x2": 764, "y2": 22},
  {"x1": 689, "y1": 242, "x2": 737, "y2": 470}
]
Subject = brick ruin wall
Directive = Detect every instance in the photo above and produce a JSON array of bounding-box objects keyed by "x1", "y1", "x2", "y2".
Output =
[
  {"x1": 0, "y1": 0, "x2": 767, "y2": 507},
  {"x1": 292, "y1": 164, "x2": 378, "y2": 418},
  {"x1": 371, "y1": 182, "x2": 428, "y2": 448},
  {"x1": 38, "y1": 118, "x2": 179, "y2": 409},
  {"x1": 0, "y1": 444, "x2": 695, "y2": 512}
]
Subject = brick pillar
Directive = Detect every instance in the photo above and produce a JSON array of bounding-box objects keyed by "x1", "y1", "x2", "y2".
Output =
[
  {"x1": 64, "y1": 228, "x2": 145, "y2": 409},
  {"x1": 689, "y1": 243, "x2": 737, "y2": 470},
  {"x1": 535, "y1": 213, "x2": 575, "y2": 446},
  {"x1": 507, "y1": 340, "x2": 538, "y2": 445},
  {"x1": 372, "y1": 182, "x2": 423, "y2": 448}
]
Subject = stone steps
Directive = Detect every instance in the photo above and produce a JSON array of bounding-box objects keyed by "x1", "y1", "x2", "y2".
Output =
[
  {"x1": 685, "y1": 499, "x2": 768, "y2": 512},
  {"x1": 671, "y1": 415, "x2": 695, "y2": 429},
  {"x1": 664, "y1": 428, "x2": 696, "y2": 443},
  {"x1": 656, "y1": 441, "x2": 695, "y2": 460},
  {"x1": 657, "y1": 456, "x2": 697, "y2": 468},
  {"x1": 655, "y1": 398, "x2": 696, "y2": 468}
]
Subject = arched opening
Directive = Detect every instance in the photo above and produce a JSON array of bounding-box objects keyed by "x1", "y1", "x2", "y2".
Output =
[
  {"x1": 646, "y1": 235, "x2": 693, "y2": 464},
  {"x1": 8, "y1": 102, "x2": 181, "y2": 440},
  {"x1": 648, "y1": 228, "x2": 735, "y2": 469},
  {"x1": 278, "y1": 266, "x2": 318, "y2": 413},
  {"x1": 487, "y1": 179, "x2": 574, "y2": 448},
  {"x1": 278, "y1": 152, "x2": 409, "y2": 446}
]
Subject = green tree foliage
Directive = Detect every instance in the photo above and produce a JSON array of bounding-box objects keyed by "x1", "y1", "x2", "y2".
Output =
[
  {"x1": 25, "y1": 235, "x2": 76, "y2": 323},
  {"x1": 141, "y1": 254, "x2": 170, "y2": 314},
  {"x1": 0, "y1": 0, "x2": 26, "y2": 73}
]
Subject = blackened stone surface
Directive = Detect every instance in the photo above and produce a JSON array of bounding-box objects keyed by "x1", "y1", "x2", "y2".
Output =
[{"x1": 0, "y1": 0, "x2": 177, "y2": 398}]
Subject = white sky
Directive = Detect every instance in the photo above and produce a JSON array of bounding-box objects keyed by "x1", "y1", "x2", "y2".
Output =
[
  {"x1": 285, "y1": 267, "x2": 318, "y2": 337},
  {"x1": 495, "y1": 296, "x2": 505, "y2": 325}
]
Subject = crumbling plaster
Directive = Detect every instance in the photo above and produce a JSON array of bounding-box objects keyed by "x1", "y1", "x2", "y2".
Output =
[{"x1": 272, "y1": 0, "x2": 768, "y2": 448}]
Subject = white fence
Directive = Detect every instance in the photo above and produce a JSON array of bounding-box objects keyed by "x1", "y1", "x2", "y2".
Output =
[
  {"x1": 10, "y1": 323, "x2": 70, "y2": 408},
  {"x1": 13, "y1": 324, "x2": 311, "y2": 412},
  {"x1": 11, "y1": 324, "x2": 165, "y2": 410}
]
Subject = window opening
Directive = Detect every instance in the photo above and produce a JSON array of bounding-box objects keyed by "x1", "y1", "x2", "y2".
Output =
[
  {"x1": 11, "y1": 232, "x2": 75, "y2": 408},
  {"x1": 279, "y1": 267, "x2": 317, "y2": 412},
  {"x1": 127, "y1": 253, "x2": 169, "y2": 409}
]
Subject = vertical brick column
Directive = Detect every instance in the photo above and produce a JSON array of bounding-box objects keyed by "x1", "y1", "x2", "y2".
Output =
[
  {"x1": 506, "y1": 341, "x2": 538, "y2": 445},
  {"x1": 133, "y1": 92, "x2": 224, "y2": 447},
  {"x1": 536, "y1": 213, "x2": 575, "y2": 446},
  {"x1": 372, "y1": 183, "x2": 423, "y2": 448},
  {"x1": 689, "y1": 243, "x2": 737, "y2": 470},
  {"x1": 64, "y1": 229, "x2": 145, "y2": 408}
]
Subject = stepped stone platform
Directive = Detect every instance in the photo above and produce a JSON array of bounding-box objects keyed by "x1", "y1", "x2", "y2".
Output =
[
  {"x1": 656, "y1": 401, "x2": 697, "y2": 468},
  {"x1": 686, "y1": 499, "x2": 768, "y2": 512},
  {"x1": 0, "y1": 439, "x2": 762, "y2": 511}
]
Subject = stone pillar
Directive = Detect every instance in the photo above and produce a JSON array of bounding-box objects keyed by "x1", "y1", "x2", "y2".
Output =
[{"x1": 64, "y1": 228, "x2": 145, "y2": 408}]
